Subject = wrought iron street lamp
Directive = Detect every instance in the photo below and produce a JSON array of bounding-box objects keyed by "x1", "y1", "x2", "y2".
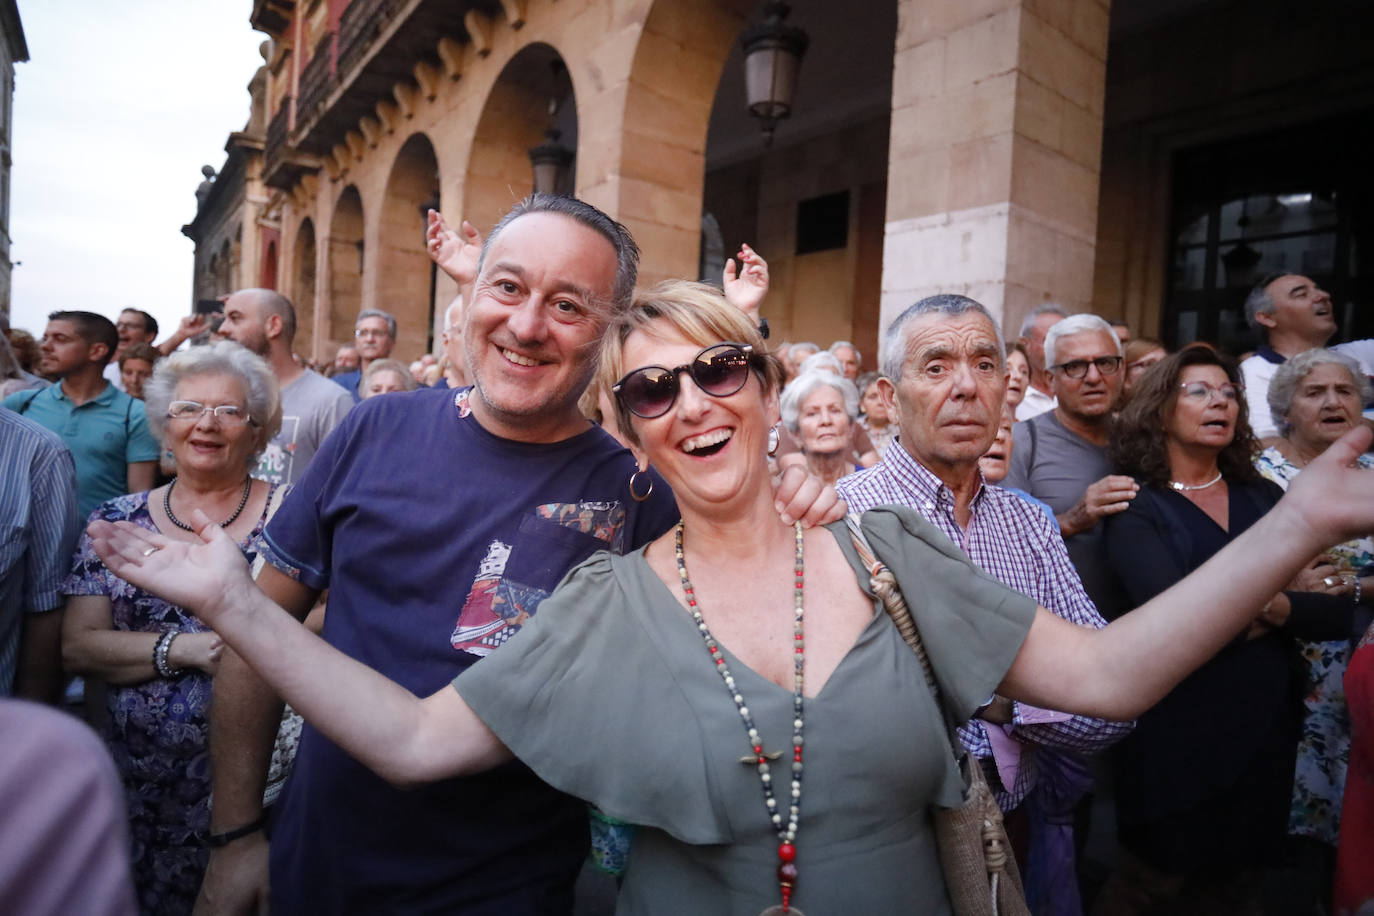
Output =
[{"x1": 741, "y1": 1, "x2": 809, "y2": 145}]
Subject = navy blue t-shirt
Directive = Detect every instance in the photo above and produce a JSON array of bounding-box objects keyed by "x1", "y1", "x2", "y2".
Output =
[{"x1": 257, "y1": 386, "x2": 678, "y2": 914}]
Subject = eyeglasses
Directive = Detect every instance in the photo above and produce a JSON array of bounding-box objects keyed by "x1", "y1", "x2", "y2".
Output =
[
  {"x1": 1051, "y1": 356, "x2": 1122, "y2": 379},
  {"x1": 1178, "y1": 381, "x2": 1241, "y2": 402},
  {"x1": 167, "y1": 400, "x2": 256, "y2": 426},
  {"x1": 355, "y1": 328, "x2": 392, "y2": 339},
  {"x1": 613, "y1": 343, "x2": 762, "y2": 419}
]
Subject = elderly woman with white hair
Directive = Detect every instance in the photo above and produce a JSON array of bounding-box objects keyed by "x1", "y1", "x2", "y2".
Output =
[
  {"x1": 60, "y1": 340, "x2": 283, "y2": 915},
  {"x1": 778, "y1": 370, "x2": 865, "y2": 488},
  {"x1": 1255, "y1": 347, "x2": 1374, "y2": 862}
]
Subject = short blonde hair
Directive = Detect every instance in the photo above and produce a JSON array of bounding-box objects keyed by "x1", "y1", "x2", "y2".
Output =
[{"x1": 597, "y1": 280, "x2": 783, "y2": 447}]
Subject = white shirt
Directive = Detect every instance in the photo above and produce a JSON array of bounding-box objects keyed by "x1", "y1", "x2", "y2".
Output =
[{"x1": 1015, "y1": 385, "x2": 1056, "y2": 421}]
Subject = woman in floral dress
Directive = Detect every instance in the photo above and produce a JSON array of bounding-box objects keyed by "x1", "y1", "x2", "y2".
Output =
[{"x1": 61, "y1": 342, "x2": 282, "y2": 914}]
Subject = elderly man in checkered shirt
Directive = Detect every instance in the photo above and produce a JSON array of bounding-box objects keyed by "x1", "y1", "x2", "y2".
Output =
[{"x1": 837, "y1": 295, "x2": 1133, "y2": 892}]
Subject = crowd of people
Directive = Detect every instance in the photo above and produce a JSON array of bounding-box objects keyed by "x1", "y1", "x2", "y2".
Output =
[{"x1": 2, "y1": 193, "x2": 1373, "y2": 916}]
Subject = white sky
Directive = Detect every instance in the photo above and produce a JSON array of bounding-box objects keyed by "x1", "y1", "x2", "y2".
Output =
[{"x1": 9, "y1": 2, "x2": 266, "y2": 339}]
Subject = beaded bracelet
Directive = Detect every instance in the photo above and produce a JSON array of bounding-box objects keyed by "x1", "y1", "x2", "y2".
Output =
[
  {"x1": 1356, "y1": 577, "x2": 1364, "y2": 607},
  {"x1": 153, "y1": 631, "x2": 185, "y2": 679}
]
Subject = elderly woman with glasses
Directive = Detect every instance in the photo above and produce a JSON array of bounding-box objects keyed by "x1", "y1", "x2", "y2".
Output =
[
  {"x1": 60, "y1": 340, "x2": 283, "y2": 915},
  {"x1": 1254, "y1": 348, "x2": 1374, "y2": 872},
  {"x1": 1096, "y1": 345, "x2": 1356, "y2": 914},
  {"x1": 83, "y1": 285, "x2": 1374, "y2": 915}
]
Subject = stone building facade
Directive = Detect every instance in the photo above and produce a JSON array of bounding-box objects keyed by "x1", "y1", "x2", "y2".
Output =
[
  {"x1": 0, "y1": 0, "x2": 27, "y2": 326},
  {"x1": 191, "y1": 0, "x2": 1374, "y2": 367}
]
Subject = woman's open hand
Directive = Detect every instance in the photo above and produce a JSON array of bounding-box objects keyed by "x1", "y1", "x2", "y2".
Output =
[
  {"x1": 1282, "y1": 426, "x2": 1374, "y2": 549},
  {"x1": 426, "y1": 209, "x2": 482, "y2": 287},
  {"x1": 87, "y1": 511, "x2": 255, "y2": 627}
]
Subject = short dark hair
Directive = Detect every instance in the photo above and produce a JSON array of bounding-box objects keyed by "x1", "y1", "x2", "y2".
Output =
[
  {"x1": 481, "y1": 193, "x2": 640, "y2": 314},
  {"x1": 1108, "y1": 345, "x2": 1260, "y2": 488},
  {"x1": 121, "y1": 308, "x2": 159, "y2": 338},
  {"x1": 49, "y1": 310, "x2": 119, "y2": 365}
]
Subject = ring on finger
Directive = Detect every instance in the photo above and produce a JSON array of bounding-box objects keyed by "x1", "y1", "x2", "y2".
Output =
[{"x1": 142, "y1": 546, "x2": 160, "y2": 557}]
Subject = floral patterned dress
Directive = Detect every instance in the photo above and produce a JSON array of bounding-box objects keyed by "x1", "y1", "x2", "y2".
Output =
[
  {"x1": 62, "y1": 488, "x2": 278, "y2": 916},
  {"x1": 1256, "y1": 447, "x2": 1374, "y2": 846}
]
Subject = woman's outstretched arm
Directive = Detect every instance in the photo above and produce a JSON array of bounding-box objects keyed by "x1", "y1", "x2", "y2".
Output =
[
  {"x1": 87, "y1": 513, "x2": 511, "y2": 785},
  {"x1": 1001, "y1": 426, "x2": 1374, "y2": 720}
]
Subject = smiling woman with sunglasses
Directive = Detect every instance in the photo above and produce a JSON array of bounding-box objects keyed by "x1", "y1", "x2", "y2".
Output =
[
  {"x1": 85, "y1": 285, "x2": 1374, "y2": 916},
  {"x1": 59, "y1": 340, "x2": 284, "y2": 915}
]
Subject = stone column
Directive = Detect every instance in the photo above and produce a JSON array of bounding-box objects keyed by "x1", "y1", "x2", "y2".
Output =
[{"x1": 881, "y1": 0, "x2": 1110, "y2": 337}]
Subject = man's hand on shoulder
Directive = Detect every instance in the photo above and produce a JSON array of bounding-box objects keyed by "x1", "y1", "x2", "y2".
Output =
[{"x1": 772, "y1": 463, "x2": 847, "y2": 527}]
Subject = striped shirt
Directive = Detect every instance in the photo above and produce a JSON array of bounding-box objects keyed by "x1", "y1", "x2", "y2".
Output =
[
  {"x1": 0, "y1": 407, "x2": 80, "y2": 695},
  {"x1": 837, "y1": 439, "x2": 1133, "y2": 809}
]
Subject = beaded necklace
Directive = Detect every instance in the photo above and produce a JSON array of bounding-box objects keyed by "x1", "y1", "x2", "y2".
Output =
[
  {"x1": 675, "y1": 520, "x2": 807, "y2": 916},
  {"x1": 163, "y1": 477, "x2": 253, "y2": 533}
]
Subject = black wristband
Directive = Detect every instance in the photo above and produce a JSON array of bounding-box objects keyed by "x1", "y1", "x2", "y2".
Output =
[
  {"x1": 205, "y1": 815, "x2": 266, "y2": 848},
  {"x1": 757, "y1": 317, "x2": 770, "y2": 340}
]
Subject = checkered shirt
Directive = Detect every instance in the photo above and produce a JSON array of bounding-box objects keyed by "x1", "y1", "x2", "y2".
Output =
[{"x1": 837, "y1": 440, "x2": 1134, "y2": 810}]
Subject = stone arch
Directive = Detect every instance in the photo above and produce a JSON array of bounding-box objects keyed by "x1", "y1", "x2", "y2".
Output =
[
  {"x1": 608, "y1": 0, "x2": 752, "y2": 285},
  {"x1": 464, "y1": 42, "x2": 577, "y2": 233},
  {"x1": 294, "y1": 218, "x2": 317, "y2": 358},
  {"x1": 378, "y1": 132, "x2": 440, "y2": 361},
  {"x1": 329, "y1": 185, "x2": 365, "y2": 343}
]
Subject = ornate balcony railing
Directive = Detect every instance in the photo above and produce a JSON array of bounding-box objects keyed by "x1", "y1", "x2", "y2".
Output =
[
  {"x1": 296, "y1": 35, "x2": 336, "y2": 127},
  {"x1": 337, "y1": 0, "x2": 403, "y2": 80}
]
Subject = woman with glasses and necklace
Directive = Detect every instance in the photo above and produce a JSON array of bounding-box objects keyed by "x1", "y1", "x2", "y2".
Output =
[
  {"x1": 61, "y1": 340, "x2": 282, "y2": 915},
  {"x1": 1095, "y1": 345, "x2": 1356, "y2": 914},
  {"x1": 85, "y1": 287, "x2": 1374, "y2": 916}
]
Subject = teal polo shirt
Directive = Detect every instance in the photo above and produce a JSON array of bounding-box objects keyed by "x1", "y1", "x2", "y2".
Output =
[{"x1": 3, "y1": 382, "x2": 160, "y2": 520}]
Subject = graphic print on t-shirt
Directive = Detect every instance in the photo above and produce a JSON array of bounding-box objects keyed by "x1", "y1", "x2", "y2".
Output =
[
  {"x1": 254, "y1": 416, "x2": 299, "y2": 485},
  {"x1": 451, "y1": 501, "x2": 627, "y2": 656}
]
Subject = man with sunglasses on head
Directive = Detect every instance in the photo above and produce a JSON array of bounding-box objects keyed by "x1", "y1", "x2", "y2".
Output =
[
  {"x1": 197, "y1": 195, "x2": 836, "y2": 916},
  {"x1": 1005, "y1": 313, "x2": 1137, "y2": 616}
]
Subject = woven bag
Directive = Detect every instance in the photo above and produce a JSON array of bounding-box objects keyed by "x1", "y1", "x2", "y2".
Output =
[{"x1": 845, "y1": 515, "x2": 1029, "y2": 916}]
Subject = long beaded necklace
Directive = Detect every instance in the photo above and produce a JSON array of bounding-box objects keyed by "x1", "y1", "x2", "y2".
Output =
[
  {"x1": 675, "y1": 520, "x2": 807, "y2": 916},
  {"x1": 163, "y1": 477, "x2": 253, "y2": 532}
]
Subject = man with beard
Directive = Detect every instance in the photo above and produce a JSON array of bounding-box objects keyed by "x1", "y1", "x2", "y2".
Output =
[{"x1": 216, "y1": 289, "x2": 352, "y2": 485}]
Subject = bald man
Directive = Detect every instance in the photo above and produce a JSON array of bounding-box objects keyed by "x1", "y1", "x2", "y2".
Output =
[
  {"x1": 432, "y1": 296, "x2": 470, "y2": 389},
  {"x1": 216, "y1": 288, "x2": 353, "y2": 485}
]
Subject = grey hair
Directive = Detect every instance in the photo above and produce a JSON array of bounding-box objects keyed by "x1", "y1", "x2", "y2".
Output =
[
  {"x1": 1044, "y1": 313, "x2": 1123, "y2": 369},
  {"x1": 1243, "y1": 272, "x2": 1288, "y2": 335},
  {"x1": 361, "y1": 358, "x2": 418, "y2": 396},
  {"x1": 143, "y1": 340, "x2": 282, "y2": 466},
  {"x1": 779, "y1": 370, "x2": 860, "y2": 434},
  {"x1": 1268, "y1": 347, "x2": 1373, "y2": 434},
  {"x1": 829, "y1": 340, "x2": 861, "y2": 362},
  {"x1": 356, "y1": 309, "x2": 398, "y2": 339},
  {"x1": 789, "y1": 341, "x2": 819, "y2": 361},
  {"x1": 797, "y1": 351, "x2": 843, "y2": 376},
  {"x1": 479, "y1": 193, "x2": 640, "y2": 314},
  {"x1": 1019, "y1": 303, "x2": 1067, "y2": 338},
  {"x1": 881, "y1": 294, "x2": 1005, "y2": 381}
]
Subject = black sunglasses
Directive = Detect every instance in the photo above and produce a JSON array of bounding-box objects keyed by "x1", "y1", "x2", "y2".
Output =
[{"x1": 613, "y1": 343, "x2": 762, "y2": 419}]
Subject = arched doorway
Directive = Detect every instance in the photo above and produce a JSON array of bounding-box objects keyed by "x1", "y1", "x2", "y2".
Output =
[
  {"x1": 465, "y1": 43, "x2": 577, "y2": 233},
  {"x1": 378, "y1": 133, "x2": 440, "y2": 360},
  {"x1": 294, "y1": 218, "x2": 317, "y2": 358},
  {"x1": 699, "y1": 1, "x2": 895, "y2": 368},
  {"x1": 329, "y1": 185, "x2": 365, "y2": 344},
  {"x1": 263, "y1": 240, "x2": 279, "y2": 291}
]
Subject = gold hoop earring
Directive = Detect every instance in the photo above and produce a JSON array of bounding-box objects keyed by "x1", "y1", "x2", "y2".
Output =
[{"x1": 629, "y1": 468, "x2": 654, "y2": 502}]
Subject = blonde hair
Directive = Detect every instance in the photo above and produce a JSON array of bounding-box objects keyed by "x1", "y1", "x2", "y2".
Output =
[{"x1": 597, "y1": 280, "x2": 783, "y2": 447}]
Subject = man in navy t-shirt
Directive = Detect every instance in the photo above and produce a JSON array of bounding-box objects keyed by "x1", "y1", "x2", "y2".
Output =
[{"x1": 199, "y1": 195, "x2": 812, "y2": 914}]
